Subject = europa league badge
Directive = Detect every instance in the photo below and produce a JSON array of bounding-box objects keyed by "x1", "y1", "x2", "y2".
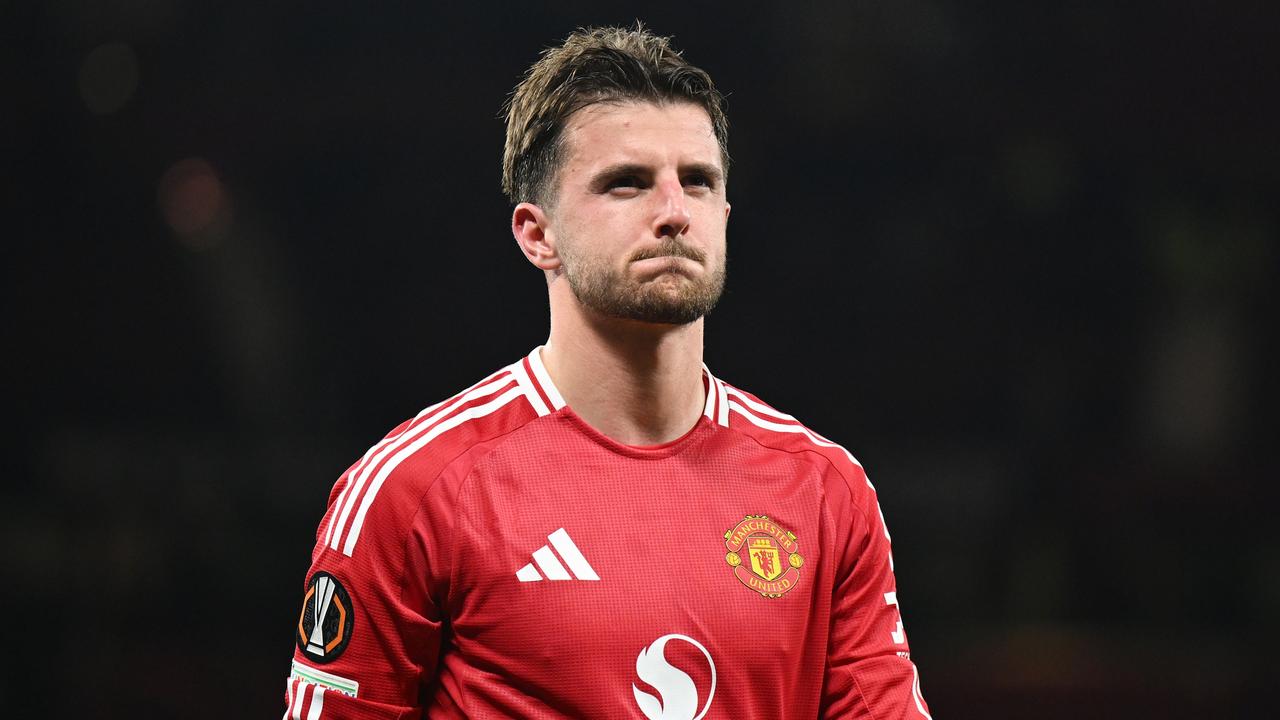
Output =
[{"x1": 297, "y1": 571, "x2": 354, "y2": 663}]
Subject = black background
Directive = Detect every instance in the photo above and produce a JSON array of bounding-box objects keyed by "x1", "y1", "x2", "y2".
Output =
[{"x1": 5, "y1": 1, "x2": 1276, "y2": 717}]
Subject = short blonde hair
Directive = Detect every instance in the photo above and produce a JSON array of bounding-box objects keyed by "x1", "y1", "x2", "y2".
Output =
[{"x1": 501, "y1": 24, "x2": 729, "y2": 205}]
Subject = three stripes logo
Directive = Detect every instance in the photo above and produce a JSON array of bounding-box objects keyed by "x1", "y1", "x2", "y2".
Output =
[
  {"x1": 516, "y1": 528, "x2": 600, "y2": 582},
  {"x1": 297, "y1": 571, "x2": 354, "y2": 663}
]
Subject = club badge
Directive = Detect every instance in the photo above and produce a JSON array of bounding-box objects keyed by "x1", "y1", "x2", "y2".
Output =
[
  {"x1": 723, "y1": 515, "x2": 803, "y2": 598},
  {"x1": 296, "y1": 571, "x2": 354, "y2": 663}
]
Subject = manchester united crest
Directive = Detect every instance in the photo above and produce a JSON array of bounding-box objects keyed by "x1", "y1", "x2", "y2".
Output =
[{"x1": 723, "y1": 515, "x2": 803, "y2": 598}]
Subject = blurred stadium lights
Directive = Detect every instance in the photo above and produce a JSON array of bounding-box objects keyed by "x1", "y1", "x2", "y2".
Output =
[
  {"x1": 78, "y1": 42, "x2": 139, "y2": 115},
  {"x1": 157, "y1": 157, "x2": 230, "y2": 248}
]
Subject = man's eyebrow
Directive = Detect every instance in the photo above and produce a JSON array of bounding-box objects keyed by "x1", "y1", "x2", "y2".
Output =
[
  {"x1": 680, "y1": 162, "x2": 724, "y2": 184},
  {"x1": 588, "y1": 163, "x2": 651, "y2": 187},
  {"x1": 587, "y1": 161, "x2": 725, "y2": 188}
]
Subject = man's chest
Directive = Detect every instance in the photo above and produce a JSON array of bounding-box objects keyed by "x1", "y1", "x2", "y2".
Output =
[{"x1": 438, "y1": 443, "x2": 835, "y2": 715}]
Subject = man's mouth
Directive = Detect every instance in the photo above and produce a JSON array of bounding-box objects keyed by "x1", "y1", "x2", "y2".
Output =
[{"x1": 630, "y1": 240, "x2": 705, "y2": 264}]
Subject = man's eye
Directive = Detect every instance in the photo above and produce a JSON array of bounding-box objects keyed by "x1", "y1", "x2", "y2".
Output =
[
  {"x1": 683, "y1": 174, "x2": 712, "y2": 188},
  {"x1": 606, "y1": 176, "x2": 642, "y2": 190}
]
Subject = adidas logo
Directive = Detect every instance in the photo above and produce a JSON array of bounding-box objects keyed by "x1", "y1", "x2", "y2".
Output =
[{"x1": 516, "y1": 528, "x2": 600, "y2": 582}]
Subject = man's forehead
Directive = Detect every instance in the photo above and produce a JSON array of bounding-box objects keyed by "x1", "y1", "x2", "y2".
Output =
[{"x1": 561, "y1": 100, "x2": 720, "y2": 167}]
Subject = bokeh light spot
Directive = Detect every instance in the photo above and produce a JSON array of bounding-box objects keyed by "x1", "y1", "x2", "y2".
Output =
[
  {"x1": 157, "y1": 158, "x2": 228, "y2": 248},
  {"x1": 78, "y1": 43, "x2": 140, "y2": 115}
]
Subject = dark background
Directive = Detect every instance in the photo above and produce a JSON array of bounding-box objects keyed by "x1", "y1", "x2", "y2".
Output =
[{"x1": 5, "y1": 1, "x2": 1276, "y2": 717}]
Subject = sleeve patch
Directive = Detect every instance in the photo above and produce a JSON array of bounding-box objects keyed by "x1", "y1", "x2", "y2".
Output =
[
  {"x1": 296, "y1": 571, "x2": 355, "y2": 664},
  {"x1": 290, "y1": 659, "x2": 360, "y2": 698}
]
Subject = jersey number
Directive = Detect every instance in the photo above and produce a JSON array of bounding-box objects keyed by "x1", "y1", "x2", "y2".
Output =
[{"x1": 884, "y1": 591, "x2": 905, "y2": 645}]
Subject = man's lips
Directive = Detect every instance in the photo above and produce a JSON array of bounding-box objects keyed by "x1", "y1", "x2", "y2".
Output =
[
  {"x1": 630, "y1": 255, "x2": 700, "y2": 277},
  {"x1": 630, "y1": 241, "x2": 705, "y2": 264}
]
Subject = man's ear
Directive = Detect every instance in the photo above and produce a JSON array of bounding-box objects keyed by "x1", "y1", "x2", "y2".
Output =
[{"x1": 512, "y1": 202, "x2": 561, "y2": 272}]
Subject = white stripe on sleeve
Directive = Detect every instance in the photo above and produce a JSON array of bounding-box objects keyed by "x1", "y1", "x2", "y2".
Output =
[
  {"x1": 306, "y1": 684, "x2": 326, "y2": 720},
  {"x1": 282, "y1": 678, "x2": 295, "y2": 720},
  {"x1": 342, "y1": 386, "x2": 525, "y2": 555},
  {"x1": 290, "y1": 680, "x2": 307, "y2": 720}
]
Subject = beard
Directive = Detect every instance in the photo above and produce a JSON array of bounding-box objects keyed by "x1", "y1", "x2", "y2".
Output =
[{"x1": 560, "y1": 236, "x2": 726, "y2": 325}]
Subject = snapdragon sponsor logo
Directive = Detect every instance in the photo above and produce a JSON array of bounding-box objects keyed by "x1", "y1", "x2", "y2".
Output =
[{"x1": 632, "y1": 634, "x2": 716, "y2": 720}]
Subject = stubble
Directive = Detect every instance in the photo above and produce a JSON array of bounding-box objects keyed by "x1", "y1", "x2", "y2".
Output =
[{"x1": 560, "y1": 236, "x2": 727, "y2": 325}]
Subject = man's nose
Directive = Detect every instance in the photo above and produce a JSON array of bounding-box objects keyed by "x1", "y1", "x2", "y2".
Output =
[{"x1": 653, "y1": 179, "x2": 691, "y2": 238}]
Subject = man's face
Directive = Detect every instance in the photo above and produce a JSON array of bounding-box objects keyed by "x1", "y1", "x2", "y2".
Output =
[{"x1": 547, "y1": 100, "x2": 729, "y2": 325}]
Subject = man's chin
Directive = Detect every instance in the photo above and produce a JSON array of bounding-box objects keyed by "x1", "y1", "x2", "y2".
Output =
[
  {"x1": 606, "y1": 297, "x2": 715, "y2": 326},
  {"x1": 625, "y1": 311, "x2": 706, "y2": 326},
  {"x1": 567, "y1": 269, "x2": 724, "y2": 327},
  {"x1": 577, "y1": 295, "x2": 711, "y2": 326}
]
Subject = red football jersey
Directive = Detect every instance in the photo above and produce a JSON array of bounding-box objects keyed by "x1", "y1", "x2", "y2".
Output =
[{"x1": 285, "y1": 347, "x2": 930, "y2": 719}]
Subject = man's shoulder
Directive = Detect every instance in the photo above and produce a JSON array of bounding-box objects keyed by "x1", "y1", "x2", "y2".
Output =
[
  {"x1": 716, "y1": 379, "x2": 866, "y2": 482},
  {"x1": 375, "y1": 363, "x2": 541, "y2": 471},
  {"x1": 318, "y1": 352, "x2": 554, "y2": 558},
  {"x1": 715, "y1": 378, "x2": 883, "y2": 522}
]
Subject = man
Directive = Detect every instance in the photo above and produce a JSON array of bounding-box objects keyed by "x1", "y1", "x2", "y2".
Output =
[{"x1": 285, "y1": 26, "x2": 930, "y2": 719}]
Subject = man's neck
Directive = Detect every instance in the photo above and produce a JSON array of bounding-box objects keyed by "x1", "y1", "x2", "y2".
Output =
[{"x1": 541, "y1": 300, "x2": 706, "y2": 447}]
